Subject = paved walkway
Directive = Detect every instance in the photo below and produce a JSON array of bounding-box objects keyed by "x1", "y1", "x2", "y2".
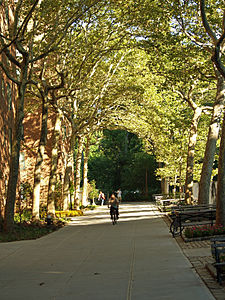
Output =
[{"x1": 0, "y1": 203, "x2": 215, "y2": 300}]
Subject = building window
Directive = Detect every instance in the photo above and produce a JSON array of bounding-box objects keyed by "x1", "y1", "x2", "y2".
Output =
[
  {"x1": 19, "y1": 152, "x2": 25, "y2": 171},
  {"x1": 7, "y1": 82, "x2": 12, "y2": 110},
  {"x1": 1, "y1": 78, "x2": 5, "y2": 99},
  {"x1": 5, "y1": 1, "x2": 9, "y2": 28},
  {"x1": 63, "y1": 125, "x2": 66, "y2": 140},
  {"x1": 21, "y1": 124, "x2": 24, "y2": 140},
  {"x1": 16, "y1": 68, "x2": 20, "y2": 79},
  {"x1": 3, "y1": 125, "x2": 6, "y2": 145},
  {"x1": 9, "y1": 127, "x2": 12, "y2": 154}
]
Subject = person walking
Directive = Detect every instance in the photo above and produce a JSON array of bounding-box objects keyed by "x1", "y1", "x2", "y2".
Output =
[
  {"x1": 98, "y1": 191, "x2": 105, "y2": 206},
  {"x1": 108, "y1": 193, "x2": 119, "y2": 220},
  {"x1": 117, "y1": 188, "x2": 122, "y2": 203}
]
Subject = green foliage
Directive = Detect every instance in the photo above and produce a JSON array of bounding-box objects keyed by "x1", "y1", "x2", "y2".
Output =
[
  {"x1": 88, "y1": 129, "x2": 160, "y2": 195},
  {"x1": 20, "y1": 181, "x2": 33, "y2": 202},
  {"x1": 0, "y1": 222, "x2": 64, "y2": 243},
  {"x1": 39, "y1": 205, "x2": 48, "y2": 220},
  {"x1": 88, "y1": 180, "x2": 99, "y2": 200},
  {"x1": 54, "y1": 181, "x2": 63, "y2": 210},
  {"x1": 123, "y1": 191, "x2": 157, "y2": 202},
  {"x1": 14, "y1": 209, "x2": 32, "y2": 223},
  {"x1": 184, "y1": 224, "x2": 225, "y2": 239}
]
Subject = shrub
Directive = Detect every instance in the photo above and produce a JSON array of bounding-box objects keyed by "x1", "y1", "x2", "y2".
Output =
[
  {"x1": 0, "y1": 221, "x2": 64, "y2": 243},
  {"x1": 184, "y1": 224, "x2": 225, "y2": 238},
  {"x1": 14, "y1": 209, "x2": 32, "y2": 223}
]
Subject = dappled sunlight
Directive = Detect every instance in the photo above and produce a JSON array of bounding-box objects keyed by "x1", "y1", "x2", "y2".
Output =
[{"x1": 68, "y1": 202, "x2": 164, "y2": 226}]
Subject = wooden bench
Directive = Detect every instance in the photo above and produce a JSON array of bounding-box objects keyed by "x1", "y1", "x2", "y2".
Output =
[
  {"x1": 156, "y1": 198, "x2": 185, "y2": 212},
  {"x1": 154, "y1": 195, "x2": 164, "y2": 204},
  {"x1": 175, "y1": 204, "x2": 216, "y2": 211},
  {"x1": 211, "y1": 237, "x2": 225, "y2": 284},
  {"x1": 169, "y1": 207, "x2": 216, "y2": 237}
]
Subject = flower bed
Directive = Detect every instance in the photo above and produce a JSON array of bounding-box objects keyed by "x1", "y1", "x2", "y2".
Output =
[
  {"x1": 55, "y1": 210, "x2": 83, "y2": 218},
  {"x1": 184, "y1": 224, "x2": 225, "y2": 238}
]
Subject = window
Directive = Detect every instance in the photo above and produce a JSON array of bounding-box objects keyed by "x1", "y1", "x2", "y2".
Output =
[
  {"x1": 21, "y1": 124, "x2": 24, "y2": 141},
  {"x1": 63, "y1": 125, "x2": 66, "y2": 140},
  {"x1": 16, "y1": 68, "x2": 20, "y2": 79},
  {"x1": 1, "y1": 78, "x2": 5, "y2": 99},
  {"x1": 3, "y1": 125, "x2": 6, "y2": 145},
  {"x1": 5, "y1": 1, "x2": 9, "y2": 28},
  {"x1": 9, "y1": 128, "x2": 12, "y2": 154},
  {"x1": 7, "y1": 82, "x2": 12, "y2": 110},
  {"x1": 19, "y1": 152, "x2": 25, "y2": 171}
]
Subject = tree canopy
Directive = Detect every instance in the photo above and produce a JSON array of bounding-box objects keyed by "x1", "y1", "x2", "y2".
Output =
[{"x1": 2, "y1": 0, "x2": 225, "y2": 229}]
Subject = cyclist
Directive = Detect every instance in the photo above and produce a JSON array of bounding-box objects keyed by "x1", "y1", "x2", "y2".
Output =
[{"x1": 108, "y1": 193, "x2": 119, "y2": 221}]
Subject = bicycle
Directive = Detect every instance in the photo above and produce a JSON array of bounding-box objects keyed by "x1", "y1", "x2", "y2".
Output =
[{"x1": 110, "y1": 207, "x2": 118, "y2": 225}]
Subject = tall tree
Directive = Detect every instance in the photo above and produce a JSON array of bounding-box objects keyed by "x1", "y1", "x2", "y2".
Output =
[
  {"x1": 81, "y1": 136, "x2": 90, "y2": 206},
  {"x1": 32, "y1": 66, "x2": 65, "y2": 219},
  {"x1": 0, "y1": 0, "x2": 105, "y2": 231},
  {"x1": 199, "y1": 0, "x2": 225, "y2": 223}
]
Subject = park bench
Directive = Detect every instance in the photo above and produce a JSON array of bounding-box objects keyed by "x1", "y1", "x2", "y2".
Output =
[
  {"x1": 169, "y1": 206, "x2": 216, "y2": 237},
  {"x1": 154, "y1": 195, "x2": 164, "y2": 203},
  {"x1": 211, "y1": 237, "x2": 225, "y2": 284},
  {"x1": 156, "y1": 198, "x2": 185, "y2": 212},
  {"x1": 172, "y1": 204, "x2": 216, "y2": 212}
]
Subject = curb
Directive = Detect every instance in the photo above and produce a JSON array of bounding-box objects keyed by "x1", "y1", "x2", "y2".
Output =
[{"x1": 182, "y1": 235, "x2": 225, "y2": 243}]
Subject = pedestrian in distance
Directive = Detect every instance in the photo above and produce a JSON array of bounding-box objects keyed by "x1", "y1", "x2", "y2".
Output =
[
  {"x1": 108, "y1": 193, "x2": 119, "y2": 221},
  {"x1": 117, "y1": 188, "x2": 122, "y2": 203},
  {"x1": 98, "y1": 191, "x2": 105, "y2": 206}
]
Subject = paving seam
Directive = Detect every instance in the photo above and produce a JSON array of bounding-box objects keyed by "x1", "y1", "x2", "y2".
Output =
[{"x1": 126, "y1": 225, "x2": 136, "y2": 300}]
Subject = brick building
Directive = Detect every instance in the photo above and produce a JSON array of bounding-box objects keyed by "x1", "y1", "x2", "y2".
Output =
[
  {"x1": 0, "y1": 2, "x2": 72, "y2": 214},
  {"x1": 20, "y1": 103, "x2": 72, "y2": 209}
]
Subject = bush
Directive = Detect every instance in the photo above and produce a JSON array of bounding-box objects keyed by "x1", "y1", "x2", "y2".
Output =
[
  {"x1": 14, "y1": 209, "x2": 32, "y2": 223},
  {"x1": 123, "y1": 191, "x2": 154, "y2": 202},
  {"x1": 184, "y1": 224, "x2": 225, "y2": 238},
  {"x1": 0, "y1": 221, "x2": 64, "y2": 243}
]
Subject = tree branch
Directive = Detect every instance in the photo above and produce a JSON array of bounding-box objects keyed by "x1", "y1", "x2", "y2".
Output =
[
  {"x1": 211, "y1": 31, "x2": 225, "y2": 78},
  {"x1": 0, "y1": 62, "x2": 20, "y2": 85},
  {"x1": 48, "y1": 71, "x2": 65, "y2": 91},
  {"x1": 200, "y1": 0, "x2": 217, "y2": 45}
]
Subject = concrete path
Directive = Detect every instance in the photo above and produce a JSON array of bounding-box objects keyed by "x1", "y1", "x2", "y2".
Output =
[{"x1": 0, "y1": 203, "x2": 215, "y2": 300}]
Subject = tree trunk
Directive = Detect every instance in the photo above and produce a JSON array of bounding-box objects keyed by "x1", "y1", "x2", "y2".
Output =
[
  {"x1": 216, "y1": 110, "x2": 225, "y2": 226},
  {"x1": 62, "y1": 133, "x2": 75, "y2": 211},
  {"x1": 62, "y1": 156, "x2": 73, "y2": 211},
  {"x1": 4, "y1": 60, "x2": 28, "y2": 232},
  {"x1": 179, "y1": 161, "x2": 183, "y2": 199},
  {"x1": 32, "y1": 96, "x2": 48, "y2": 219},
  {"x1": 47, "y1": 111, "x2": 62, "y2": 215},
  {"x1": 145, "y1": 168, "x2": 148, "y2": 197},
  {"x1": 185, "y1": 107, "x2": 202, "y2": 204},
  {"x1": 82, "y1": 137, "x2": 90, "y2": 206},
  {"x1": 74, "y1": 136, "x2": 84, "y2": 209},
  {"x1": 161, "y1": 177, "x2": 169, "y2": 194},
  {"x1": 198, "y1": 71, "x2": 225, "y2": 204},
  {"x1": 173, "y1": 175, "x2": 177, "y2": 199}
]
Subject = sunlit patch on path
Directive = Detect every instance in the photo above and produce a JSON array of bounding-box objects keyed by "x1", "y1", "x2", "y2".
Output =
[{"x1": 69, "y1": 202, "x2": 164, "y2": 226}]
